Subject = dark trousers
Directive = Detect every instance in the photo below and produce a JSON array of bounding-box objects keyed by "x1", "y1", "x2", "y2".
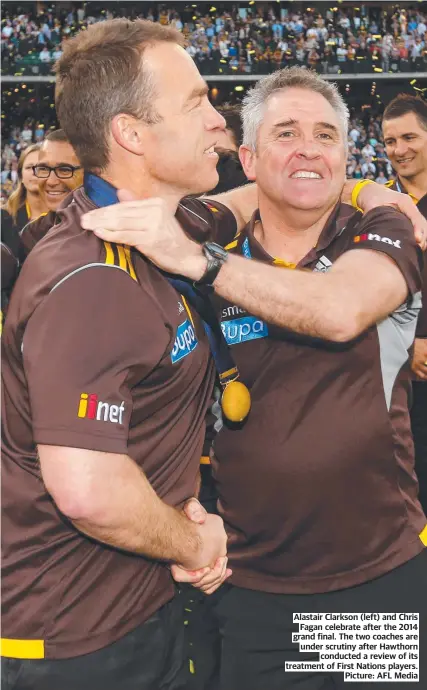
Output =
[
  {"x1": 215, "y1": 550, "x2": 427, "y2": 690},
  {"x1": 412, "y1": 381, "x2": 427, "y2": 515},
  {"x1": 2, "y1": 594, "x2": 189, "y2": 690}
]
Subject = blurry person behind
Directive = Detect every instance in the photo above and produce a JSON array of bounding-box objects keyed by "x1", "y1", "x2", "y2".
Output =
[
  {"x1": 208, "y1": 104, "x2": 248, "y2": 194},
  {"x1": 1, "y1": 144, "x2": 47, "y2": 314},
  {"x1": 2, "y1": 143, "x2": 46, "y2": 237}
]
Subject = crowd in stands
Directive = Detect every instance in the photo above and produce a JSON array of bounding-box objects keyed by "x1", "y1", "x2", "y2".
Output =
[
  {"x1": 0, "y1": 105, "x2": 396, "y2": 204},
  {"x1": 2, "y1": 2, "x2": 427, "y2": 76}
]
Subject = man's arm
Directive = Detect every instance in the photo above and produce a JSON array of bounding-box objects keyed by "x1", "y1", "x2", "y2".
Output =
[
  {"x1": 207, "y1": 183, "x2": 258, "y2": 230},
  {"x1": 411, "y1": 339, "x2": 427, "y2": 380},
  {"x1": 208, "y1": 179, "x2": 427, "y2": 247},
  {"x1": 22, "y1": 264, "x2": 227, "y2": 575},
  {"x1": 83, "y1": 208, "x2": 420, "y2": 344},
  {"x1": 38, "y1": 445, "x2": 226, "y2": 570},
  {"x1": 194, "y1": 248, "x2": 408, "y2": 342}
]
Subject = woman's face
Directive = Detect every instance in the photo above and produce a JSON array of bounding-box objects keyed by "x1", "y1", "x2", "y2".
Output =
[{"x1": 21, "y1": 150, "x2": 40, "y2": 194}]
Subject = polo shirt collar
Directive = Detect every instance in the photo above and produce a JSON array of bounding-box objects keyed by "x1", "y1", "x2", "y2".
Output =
[{"x1": 242, "y1": 202, "x2": 358, "y2": 267}]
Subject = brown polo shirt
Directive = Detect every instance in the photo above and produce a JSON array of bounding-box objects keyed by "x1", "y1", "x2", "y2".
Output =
[
  {"x1": 1, "y1": 189, "x2": 235, "y2": 659},
  {"x1": 211, "y1": 203, "x2": 426, "y2": 594},
  {"x1": 19, "y1": 209, "x2": 57, "y2": 259}
]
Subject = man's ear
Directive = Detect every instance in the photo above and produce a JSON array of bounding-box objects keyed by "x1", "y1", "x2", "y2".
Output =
[
  {"x1": 111, "y1": 114, "x2": 147, "y2": 156},
  {"x1": 239, "y1": 145, "x2": 257, "y2": 181}
]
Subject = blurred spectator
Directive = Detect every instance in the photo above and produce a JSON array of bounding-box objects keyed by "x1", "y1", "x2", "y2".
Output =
[
  {"x1": 375, "y1": 170, "x2": 389, "y2": 185},
  {"x1": 1, "y1": 143, "x2": 47, "y2": 313},
  {"x1": 1, "y1": 3, "x2": 426, "y2": 77},
  {"x1": 215, "y1": 105, "x2": 243, "y2": 151}
]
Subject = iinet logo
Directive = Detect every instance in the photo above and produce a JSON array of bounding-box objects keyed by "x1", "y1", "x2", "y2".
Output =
[
  {"x1": 354, "y1": 233, "x2": 401, "y2": 248},
  {"x1": 77, "y1": 393, "x2": 125, "y2": 424}
]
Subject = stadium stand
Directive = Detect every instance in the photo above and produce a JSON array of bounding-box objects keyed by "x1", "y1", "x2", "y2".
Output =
[
  {"x1": 1, "y1": 1, "x2": 427, "y2": 76},
  {"x1": 1, "y1": 1, "x2": 427, "y2": 201}
]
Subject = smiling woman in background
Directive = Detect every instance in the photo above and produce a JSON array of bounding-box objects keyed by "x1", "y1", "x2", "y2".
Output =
[{"x1": 1, "y1": 144, "x2": 48, "y2": 315}]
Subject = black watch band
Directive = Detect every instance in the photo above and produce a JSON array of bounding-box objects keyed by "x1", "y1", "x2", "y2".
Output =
[{"x1": 193, "y1": 242, "x2": 228, "y2": 293}]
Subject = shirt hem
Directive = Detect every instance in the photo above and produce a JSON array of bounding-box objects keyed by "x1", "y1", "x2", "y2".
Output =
[
  {"x1": 33, "y1": 428, "x2": 128, "y2": 454},
  {"x1": 40, "y1": 585, "x2": 175, "y2": 659},
  {"x1": 229, "y1": 537, "x2": 425, "y2": 595}
]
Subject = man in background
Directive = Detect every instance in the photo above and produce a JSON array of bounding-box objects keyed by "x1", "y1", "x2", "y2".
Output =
[
  {"x1": 383, "y1": 94, "x2": 427, "y2": 513},
  {"x1": 208, "y1": 105, "x2": 247, "y2": 195},
  {"x1": 19, "y1": 129, "x2": 83, "y2": 257}
]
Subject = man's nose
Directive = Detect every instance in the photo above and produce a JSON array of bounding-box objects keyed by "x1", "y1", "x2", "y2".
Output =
[
  {"x1": 394, "y1": 142, "x2": 409, "y2": 157},
  {"x1": 295, "y1": 141, "x2": 322, "y2": 159},
  {"x1": 206, "y1": 103, "x2": 226, "y2": 132}
]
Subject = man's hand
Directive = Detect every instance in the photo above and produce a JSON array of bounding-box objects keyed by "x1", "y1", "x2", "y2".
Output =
[
  {"x1": 171, "y1": 498, "x2": 232, "y2": 595},
  {"x1": 356, "y1": 184, "x2": 427, "y2": 251},
  {"x1": 81, "y1": 192, "x2": 206, "y2": 280},
  {"x1": 411, "y1": 338, "x2": 427, "y2": 381}
]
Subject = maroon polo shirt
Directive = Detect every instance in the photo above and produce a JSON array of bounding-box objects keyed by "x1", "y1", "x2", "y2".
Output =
[{"x1": 211, "y1": 203, "x2": 426, "y2": 594}]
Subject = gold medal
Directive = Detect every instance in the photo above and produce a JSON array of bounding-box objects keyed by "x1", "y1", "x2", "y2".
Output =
[{"x1": 221, "y1": 380, "x2": 251, "y2": 423}]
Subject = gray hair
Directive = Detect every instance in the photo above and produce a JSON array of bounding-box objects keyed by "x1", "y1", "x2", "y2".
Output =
[{"x1": 241, "y1": 66, "x2": 350, "y2": 151}]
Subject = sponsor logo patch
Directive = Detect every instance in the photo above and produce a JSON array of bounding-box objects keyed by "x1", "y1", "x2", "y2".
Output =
[
  {"x1": 242, "y1": 237, "x2": 251, "y2": 258},
  {"x1": 354, "y1": 233, "x2": 401, "y2": 248},
  {"x1": 314, "y1": 255, "x2": 333, "y2": 273},
  {"x1": 77, "y1": 394, "x2": 125, "y2": 424},
  {"x1": 171, "y1": 319, "x2": 198, "y2": 363},
  {"x1": 221, "y1": 315, "x2": 268, "y2": 346}
]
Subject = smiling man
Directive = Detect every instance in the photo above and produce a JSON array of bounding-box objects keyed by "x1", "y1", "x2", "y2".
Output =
[
  {"x1": 383, "y1": 94, "x2": 427, "y2": 515},
  {"x1": 84, "y1": 68, "x2": 427, "y2": 690},
  {"x1": 19, "y1": 129, "x2": 83, "y2": 258}
]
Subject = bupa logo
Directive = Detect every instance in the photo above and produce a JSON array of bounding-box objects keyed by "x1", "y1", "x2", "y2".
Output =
[
  {"x1": 171, "y1": 319, "x2": 198, "y2": 364},
  {"x1": 221, "y1": 315, "x2": 268, "y2": 346},
  {"x1": 77, "y1": 393, "x2": 125, "y2": 424},
  {"x1": 354, "y1": 233, "x2": 401, "y2": 248}
]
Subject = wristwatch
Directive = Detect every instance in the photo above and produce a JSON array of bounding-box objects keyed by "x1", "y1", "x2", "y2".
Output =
[{"x1": 193, "y1": 242, "x2": 228, "y2": 293}]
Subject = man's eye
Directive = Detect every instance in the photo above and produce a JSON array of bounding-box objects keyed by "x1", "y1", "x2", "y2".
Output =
[{"x1": 278, "y1": 131, "x2": 294, "y2": 138}]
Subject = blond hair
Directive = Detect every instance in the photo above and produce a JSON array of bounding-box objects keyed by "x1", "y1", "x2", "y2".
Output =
[{"x1": 5, "y1": 144, "x2": 41, "y2": 223}]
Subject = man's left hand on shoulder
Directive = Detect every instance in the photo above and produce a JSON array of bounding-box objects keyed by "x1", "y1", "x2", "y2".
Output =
[
  {"x1": 412, "y1": 338, "x2": 427, "y2": 381},
  {"x1": 82, "y1": 190, "x2": 206, "y2": 279}
]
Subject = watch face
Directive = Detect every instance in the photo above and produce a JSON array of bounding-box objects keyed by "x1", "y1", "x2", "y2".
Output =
[{"x1": 206, "y1": 242, "x2": 228, "y2": 260}]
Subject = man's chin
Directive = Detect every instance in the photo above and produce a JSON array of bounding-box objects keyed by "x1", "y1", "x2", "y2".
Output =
[
  {"x1": 191, "y1": 171, "x2": 219, "y2": 197},
  {"x1": 395, "y1": 165, "x2": 421, "y2": 180},
  {"x1": 284, "y1": 195, "x2": 327, "y2": 211}
]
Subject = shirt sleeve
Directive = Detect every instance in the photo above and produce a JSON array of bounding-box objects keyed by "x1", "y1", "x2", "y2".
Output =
[
  {"x1": 23, "y1": 265, "x2": 171, "y2": 453},
  {"x1": 177, "y1": 197, "x2": 238, "y2": 247},
  {"x1": 350, "y1": 206, "x2": 423, "y2": 298},
  {"x1": 416, "y1": 258, "x2": 427, "y2": 338}
]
